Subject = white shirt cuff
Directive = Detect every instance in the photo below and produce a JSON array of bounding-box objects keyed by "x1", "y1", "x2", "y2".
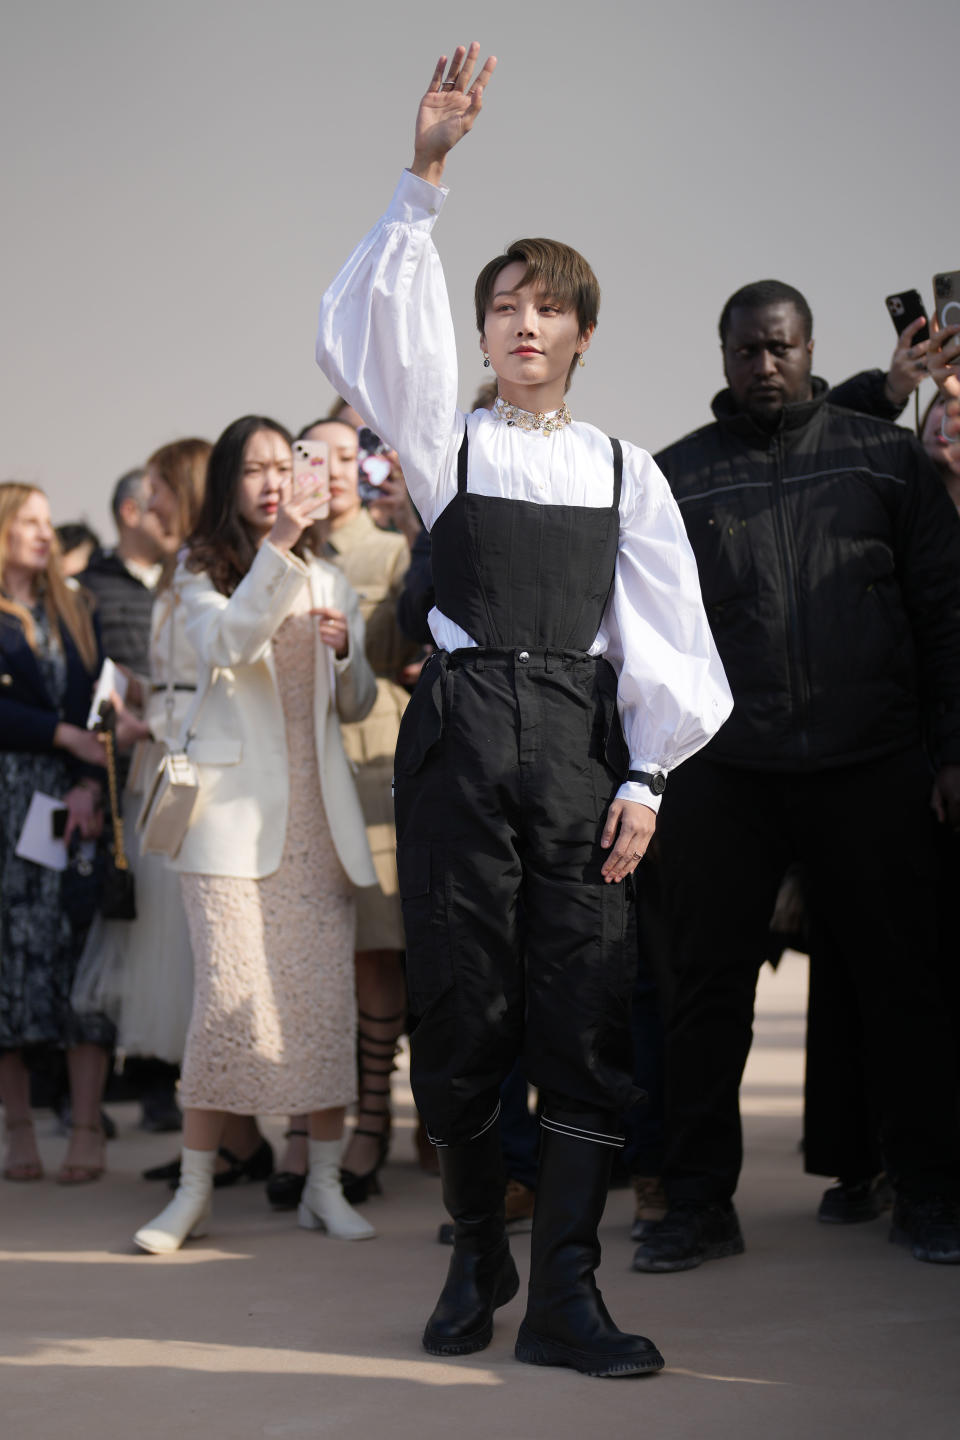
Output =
[
  {"x1": 615, "y1": 780, "x2": 663, "y2": 814},
  {"x1": 389, "y1": 169, "x2": 449, "y2": 224}
]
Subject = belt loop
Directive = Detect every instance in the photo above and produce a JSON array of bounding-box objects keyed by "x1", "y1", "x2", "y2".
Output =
[
  {"x1": 544, "y1": 651, "x2": 555, "y2": 673},
  {"x1": 475, "y1": 656, "x2": 484, "y2": 673}
]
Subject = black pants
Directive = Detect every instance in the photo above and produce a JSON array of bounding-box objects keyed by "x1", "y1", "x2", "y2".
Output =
[
  {"x1": 655, "y1": 748, "x2": 960, "y2": 1203},
  {"x1": 804, "y1": 820, "x2": 960, "y2": 1180},
  {"x1": 394, "y1": 649, "x2": 641, "y2": 1146}
]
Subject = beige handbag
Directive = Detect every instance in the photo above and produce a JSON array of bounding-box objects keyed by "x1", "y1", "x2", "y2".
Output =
[{"x1": 136, "y1": 588, "x2": 213, "y2": 859}]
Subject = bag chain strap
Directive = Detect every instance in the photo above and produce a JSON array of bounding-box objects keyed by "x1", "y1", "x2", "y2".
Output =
[{"x1": 102, "y1": 729, "x2": 128, "y2": 871}]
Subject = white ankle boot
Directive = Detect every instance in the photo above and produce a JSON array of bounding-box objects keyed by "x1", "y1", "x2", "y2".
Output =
[
  {"x1": 298, "y1": 1139, "x2": 376, "y2": 1240},
  {"x1": 134, "y1": 1148, "x2": 216, "y2": 1254}
]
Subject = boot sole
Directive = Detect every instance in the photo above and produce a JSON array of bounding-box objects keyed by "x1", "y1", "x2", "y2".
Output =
[
  {"x1": 515, "y1": 1323, "x2": 665, "y2": 1377},
  {"x1": 422, "y1": 1263, "x2": 520, "y2": 1356},
  {"x1": 632, "y1": 1235, "x2": 745, "y2": 1273},
  {"x1": 889, "y1": 1225, "x2": 960, "y2": 1264}
]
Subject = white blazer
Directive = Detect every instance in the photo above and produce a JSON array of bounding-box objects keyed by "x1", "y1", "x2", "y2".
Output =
[{"x1": 170, "y1": 540, "x2": 378, "y2": 885}]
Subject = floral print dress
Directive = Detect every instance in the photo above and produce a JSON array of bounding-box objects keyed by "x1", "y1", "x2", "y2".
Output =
[{"x1": 0, "y1": 605, "x2": 112, "y2": 1050}]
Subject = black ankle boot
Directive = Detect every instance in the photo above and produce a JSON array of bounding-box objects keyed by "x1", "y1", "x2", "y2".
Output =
[
  {"x1": 422, "y1": 1118, "x2": 520, "y2": 1357},
  {"x1": 515, "y1": 1109, "x2": 665, "y2": 1378}
]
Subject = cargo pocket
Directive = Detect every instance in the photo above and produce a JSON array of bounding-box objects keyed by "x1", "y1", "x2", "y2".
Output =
[{"x1": 398, "y1": 840, "x2": 454, "y2": 1017}]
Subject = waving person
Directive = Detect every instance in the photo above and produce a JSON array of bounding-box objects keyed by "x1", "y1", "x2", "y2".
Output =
[{"x1": 317, "y1": 47, "x2": 732, "y2": 1377}]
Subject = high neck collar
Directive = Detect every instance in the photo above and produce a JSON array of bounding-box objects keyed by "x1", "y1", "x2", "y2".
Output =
[
  {"x1": 711, "y1": 376, "x2": 829, "y2": 439},
  {"x1": 328, "y1": 505, "x2": 375, "y2": 552}
]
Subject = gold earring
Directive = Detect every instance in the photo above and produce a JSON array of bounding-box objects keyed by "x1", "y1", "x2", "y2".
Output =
[
  {"x1": 577, "y1": 353, "x2": 585, "y2": 368},
  {"x1": 483, "y1": 353, "x2": 491, "y2": 368}
]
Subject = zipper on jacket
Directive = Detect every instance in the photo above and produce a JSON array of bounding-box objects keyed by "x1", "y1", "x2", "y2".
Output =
[{"x1": 771, "y1": 432, "x2": 811, "y2": 759}]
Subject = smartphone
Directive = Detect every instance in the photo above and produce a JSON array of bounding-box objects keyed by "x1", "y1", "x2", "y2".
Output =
[
  {"x1": 933, "y1": 271, "x2": 960, "y2": 330},
  {"x1": 51, "y1": 806, "x2": 68, "y2": 840},
  {"x1": 357, "y1": 426, "x2": 393, "y2": 503},
  {"x1": 885, "y1": 289, "x2": 929, "y2": 344},
  {"x1": 292, "y1": 439, "x2": 330, "y2": 520}
]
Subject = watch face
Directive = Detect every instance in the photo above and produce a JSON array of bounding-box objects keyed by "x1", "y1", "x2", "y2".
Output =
[{"x1": 651, "y1": 772, "x2": 667, "y2": 794}]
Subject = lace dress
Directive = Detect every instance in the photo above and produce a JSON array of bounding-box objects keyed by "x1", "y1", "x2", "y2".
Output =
[{"x1": 178, "y1": 588, "x2": 357, "y2": 1113}]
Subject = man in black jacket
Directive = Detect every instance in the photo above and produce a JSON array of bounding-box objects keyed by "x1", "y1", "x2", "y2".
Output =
[{"x1": 633, "y1": 281, "x2": 960, "y2": 1272}]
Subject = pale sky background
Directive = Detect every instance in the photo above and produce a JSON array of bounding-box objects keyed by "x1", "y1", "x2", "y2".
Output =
[{"x1": 2, "y1": 0, "x2": 956, "y2": 539}]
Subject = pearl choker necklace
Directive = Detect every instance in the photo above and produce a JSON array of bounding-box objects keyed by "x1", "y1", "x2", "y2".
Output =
[{"x1": 494, "y1": 396, "x2": 573, "y2": 434}]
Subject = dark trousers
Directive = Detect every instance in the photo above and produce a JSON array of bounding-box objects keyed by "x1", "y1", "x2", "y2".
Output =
[
  {"x1": 803, "y1": 820, "x2": 960, "y2": 1179},
  {"x1": 395, "y1": 649, "x2": 640, "y2": 1146},
  {"x1": 500, "y1": 1062, "x2": 541, "y2": 1189},
  {"x1": 655, "y1": 748, "x2": 960, "y2": 1203},
  {"x1": 804, "y1": 939, "x2": 883, "y2": 1180}
]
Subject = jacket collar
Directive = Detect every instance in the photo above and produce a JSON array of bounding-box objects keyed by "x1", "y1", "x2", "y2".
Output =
[{"x1": 711, "y1": 376, "x2": 829, "y2": 440}]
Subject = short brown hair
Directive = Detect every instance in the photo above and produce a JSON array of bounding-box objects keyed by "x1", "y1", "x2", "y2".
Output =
[{"x1": 474, "y1": 238, "x2": 600, "y2": 342}]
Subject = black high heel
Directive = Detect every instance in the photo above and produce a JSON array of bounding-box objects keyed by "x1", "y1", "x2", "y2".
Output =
[
  {"x1": 144, "y1": 1137, "x2": 274, "y2": 1190},
  {"x1": 216, "y1": 1137, "x2": 274, "y2": 1188},
  {"x1": 340, "y1": 1009, "x2": 404, "y2": 1204},
  {"x1": 266, "y1": 1128, "x2": 309, "y2": 1210}
]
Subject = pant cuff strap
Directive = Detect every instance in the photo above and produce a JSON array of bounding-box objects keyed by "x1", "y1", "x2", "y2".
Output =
[
  {"x1": 427, "y1": 1099, "x2": 501, "y2": 1149},
  {"x1": 540, "y1": 1116, "x2": 625, "y2": 1148}
]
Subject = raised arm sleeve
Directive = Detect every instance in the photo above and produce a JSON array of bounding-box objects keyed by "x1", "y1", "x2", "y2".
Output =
[
  {"x1": 598, "y1": 446, "x2": 733, "y2": 810},
  {"x1": 179, "y1": 544, "x2": 309, "y2": 671},
  {"x1": 316, "y1": 170, "x2": 463, "y2": 529}
]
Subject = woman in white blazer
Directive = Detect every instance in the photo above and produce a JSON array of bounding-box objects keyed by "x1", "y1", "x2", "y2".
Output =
[{"x1": 134, "y1": 416, "x2": 378, "y2": 1255}]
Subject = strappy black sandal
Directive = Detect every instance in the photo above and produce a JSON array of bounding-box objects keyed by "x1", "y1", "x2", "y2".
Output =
[{"x1": 340, "y1": 1009, "x2": 404, "y2": 1204}]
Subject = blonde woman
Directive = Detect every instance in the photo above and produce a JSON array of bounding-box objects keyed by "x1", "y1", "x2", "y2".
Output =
[
  {"x1": 0, "y1": 483, "x2": 110, "y2": 1184},
  {"x1": 133, "y1": 416, "x2": 378, "y2": 1254}
]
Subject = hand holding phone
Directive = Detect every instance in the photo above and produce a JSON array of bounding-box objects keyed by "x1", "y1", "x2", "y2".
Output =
[
  {"x1": 927, "y1": 272, "x2": 960, "y2": 398},
  {"x1": 292, "y1": 439, "x2": 331, "y2": 520},
  {"x1": 885, "y1": 289, "x2": 929, "y2": 343},
  {"x1": 357, "y1": 426, "x2": 393, "y2": 502}
]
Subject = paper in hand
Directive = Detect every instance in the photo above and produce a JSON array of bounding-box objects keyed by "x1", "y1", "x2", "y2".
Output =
[{"x1": 86, "y1": 658, "x2": 128, "y2": 730}]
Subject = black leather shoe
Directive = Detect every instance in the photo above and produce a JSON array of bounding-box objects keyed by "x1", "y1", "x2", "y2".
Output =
[
  {"x1": 144, "y1": 1139, "x2": 275, "y2": 1191},
  {"x1": 423, "y1": 1119, "x2": 518, "y2": 1357},
  {"x1": 818, "y1": 1175, "x2": 888, "y2": 1225},
  {"x1": 142, "y1": 1156, "x2": 181, "y2": 1183},
  {"x1": 215, "y1": 1138, "x2": 274, "y2": 1188},
  {"x1": 516, "y1": 1109, "x2": 664, "y2": 1378},
  {"x1": 266, "y1": 1169, "x2": 307, "y2": 1210},
  {"x1": 632, "y1": 1200, "x2": 745, "y2": 1273},
  {"x1": 889, "y1": 1196, "x2": 960, "y2": 1263}
]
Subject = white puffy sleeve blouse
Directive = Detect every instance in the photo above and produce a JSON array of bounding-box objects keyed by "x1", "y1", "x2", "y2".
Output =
[{"x1": 316, "y1": 170, "x2": 732, "y2": 809}]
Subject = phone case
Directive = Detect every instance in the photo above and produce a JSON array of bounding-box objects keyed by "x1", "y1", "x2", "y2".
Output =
[
  {"x1": 933, "y1": 271, "x2": 960, "y2": 330},
  {"x1": 292, "y1": 439, "x2": 330, "y2": 520},
  {"x1": 885, "y1": 289, "x2": 928, "y2": 343}
]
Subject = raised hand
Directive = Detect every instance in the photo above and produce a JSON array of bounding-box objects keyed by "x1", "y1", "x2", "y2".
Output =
[
  {"x1": 412, "y1": 42, "x2": 497, "y2": 186},
  {"x1": 884, "y1": 315, "x2": 931, "y2": 407},
  {"x1": 268, "y1": 473, "x2": 327, "y2": 554},
  {"x1": 926, "y1": 314, "x2": 960, "y2": 401}
]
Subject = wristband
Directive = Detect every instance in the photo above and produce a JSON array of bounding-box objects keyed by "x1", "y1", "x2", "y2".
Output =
[{"x1": 628, "y1": 769, "x2": 667, "y2": 795}]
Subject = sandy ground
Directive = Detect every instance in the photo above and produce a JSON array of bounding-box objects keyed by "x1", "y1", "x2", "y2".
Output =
[{"x1": 3, "y1": 951, "x2": 959, "y2": 1440}]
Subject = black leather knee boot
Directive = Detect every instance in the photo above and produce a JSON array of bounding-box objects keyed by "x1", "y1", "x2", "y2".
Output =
[
  {"x1": 422, "y1": 1118, "x2": 520, "y2": 1356},
  {"x1": 515, "y1": 1109, "x2": 665, "y2": 1377}
]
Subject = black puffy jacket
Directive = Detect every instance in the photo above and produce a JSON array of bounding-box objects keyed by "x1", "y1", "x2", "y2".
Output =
[{"x1": 654, "y1": 379, "x2": 960, "y2": 771}]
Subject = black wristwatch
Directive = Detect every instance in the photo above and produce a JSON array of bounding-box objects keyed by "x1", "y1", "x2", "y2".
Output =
[{"x1": 628, "y1": 769, "x2": 667, "y2": 795}]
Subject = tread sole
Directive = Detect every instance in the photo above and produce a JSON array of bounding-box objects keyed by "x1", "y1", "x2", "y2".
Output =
[{"x1": 515, "y1": 1324, "x2": 665, "y2": 1377}]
